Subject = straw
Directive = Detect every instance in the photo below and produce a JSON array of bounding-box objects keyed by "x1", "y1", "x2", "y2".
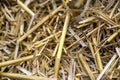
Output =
[
  {"x1": 97, "y1": 54, "x2": 117, "y2": 80},
  {"x1": 0, "y1": 71, "x2": 54, "y2": 80},
  {"x1": 1, "y1": 0, "x2": 120, "y2": 79},
  {"x1": 17, "y1": 5, "x2": 63, "y2": 42},
  {"x1": 55, "y1": 12, "x2": 70, "y2": 77},
  {"x1": 79, "y1": 54, "x2": 95, "y2": 80},
  {"x1": 92, "y1": 37, "x2": 103, "y2": 72}
]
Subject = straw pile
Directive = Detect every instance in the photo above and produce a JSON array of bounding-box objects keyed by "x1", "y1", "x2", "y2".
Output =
[{"x1": 0, "y1": 0, "x2": 120, "y2": 80}]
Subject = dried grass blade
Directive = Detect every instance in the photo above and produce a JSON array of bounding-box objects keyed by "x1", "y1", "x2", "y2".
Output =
[
  {"x1": 69, "y1": 27, "x2": 86, "y2": 47},
  {"x1": 55, "y1": 12, "x2": 70, "y2": 77},
  {"x1": 68, "y1": 59, "x2": 76, "y2": 80},
  {"x1": 16, "y1": 66, "x2": 33, "y2": 76},
  {"x1": 0, "y1": 72, "x2": 53, "y2": 80},
  {"x1": 0, "y1": 55, "x2": 36, "y2": 67},
  {"x1": 97, "y1": 54, "x2": 117, "y2": 80},
  {"x1": 103, "y1": 0, "x2": 115, "y2": 11},
  {"x1": 17, "y1": 0, "x2": 34, "y2": 16},
  {"x1": 92, "y1": 37, "x2": 103, "y2": 72},
  {"x1": 77, "y1": 17, "x2": 98, "y2": 28},
  {"x1": 0, "y1": 41, "x2": 47, "y2": 67},
  {"x1": 79, "y1": 17, "x2": 96, "y2": 24},
  {"x1": 17, "y1": 5, "x2": 63, "y2": 42},
  {"x1": 115, "y1": 47, "x2": 120, "y2": 58},
  {"x1": 67, "y1": 23, "x2": 105, "y2": 49},
  {"x1": 109, "y1": 0, "x2": 119, "y2": 18},
  {"x1": 79, "y1": 54, "x2": 95, "y2": 80},
  {"x1": 33, "y1": 31, "x2": 61, "y2": 47},
  {"x1": 79, "y1": 0, "x2": 91, "y2": 17},
  {"x1": 52, "y1": 44, "x2": 59, "y2": 57},
  {"x1": 107, "y1": 29, "x2": 120, "y2": 42},
  {"x1": 93, "y1": 10, "x2": 117, "y2": 25}
]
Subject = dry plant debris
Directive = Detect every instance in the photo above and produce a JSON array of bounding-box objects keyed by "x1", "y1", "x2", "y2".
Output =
[{"x1": 0, "y1": 0, "x2": 120, "y2": 80}]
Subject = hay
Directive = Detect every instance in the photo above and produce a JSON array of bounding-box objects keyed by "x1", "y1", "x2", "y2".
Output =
[{"x1": 0, "y1": 0, "x2": 120, "y2": 80}]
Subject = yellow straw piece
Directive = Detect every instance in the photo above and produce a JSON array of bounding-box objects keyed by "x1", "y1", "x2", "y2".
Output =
[
  {"x1": 107, "y1": 29, "x2": 120, "y2": 42},
  {"x1": 0, "y1": 55, "x2": 37, "y2": 67},
  {"x1": 17, "y1": 5, "x2": 63, "y2": 42},
  {"x1": 0, "y1": 72, "x2": 54, "y2": 80},
  {"x1": 79, "y1": 54, "x2": 95, "y2": 80},
  {"x1": 0, "y1": 42, "x2": 47, "y2": 67},
  {"x1": 52, "y1": 44, "x2": 59, "y2": 57},
  {"x1": 17, "y1": 0, "x2": 34, "y2": 16},
  {"x1": 55, "y1": 12, "x2": 70, "y2": 77},
  {"x1": 33, "y1": 31, "x2": 61, "y2": 47},
  {"x1": 109, "y1": 1, "x2": 119, "y2": 18},
  {"x1": 92, "y1": 37, "x2": 103, "y2": 72}
]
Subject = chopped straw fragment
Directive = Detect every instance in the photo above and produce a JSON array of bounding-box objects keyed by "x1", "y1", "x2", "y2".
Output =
[{"x1": 0, "y1": 0, "x2": 120, "y2": 80}]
